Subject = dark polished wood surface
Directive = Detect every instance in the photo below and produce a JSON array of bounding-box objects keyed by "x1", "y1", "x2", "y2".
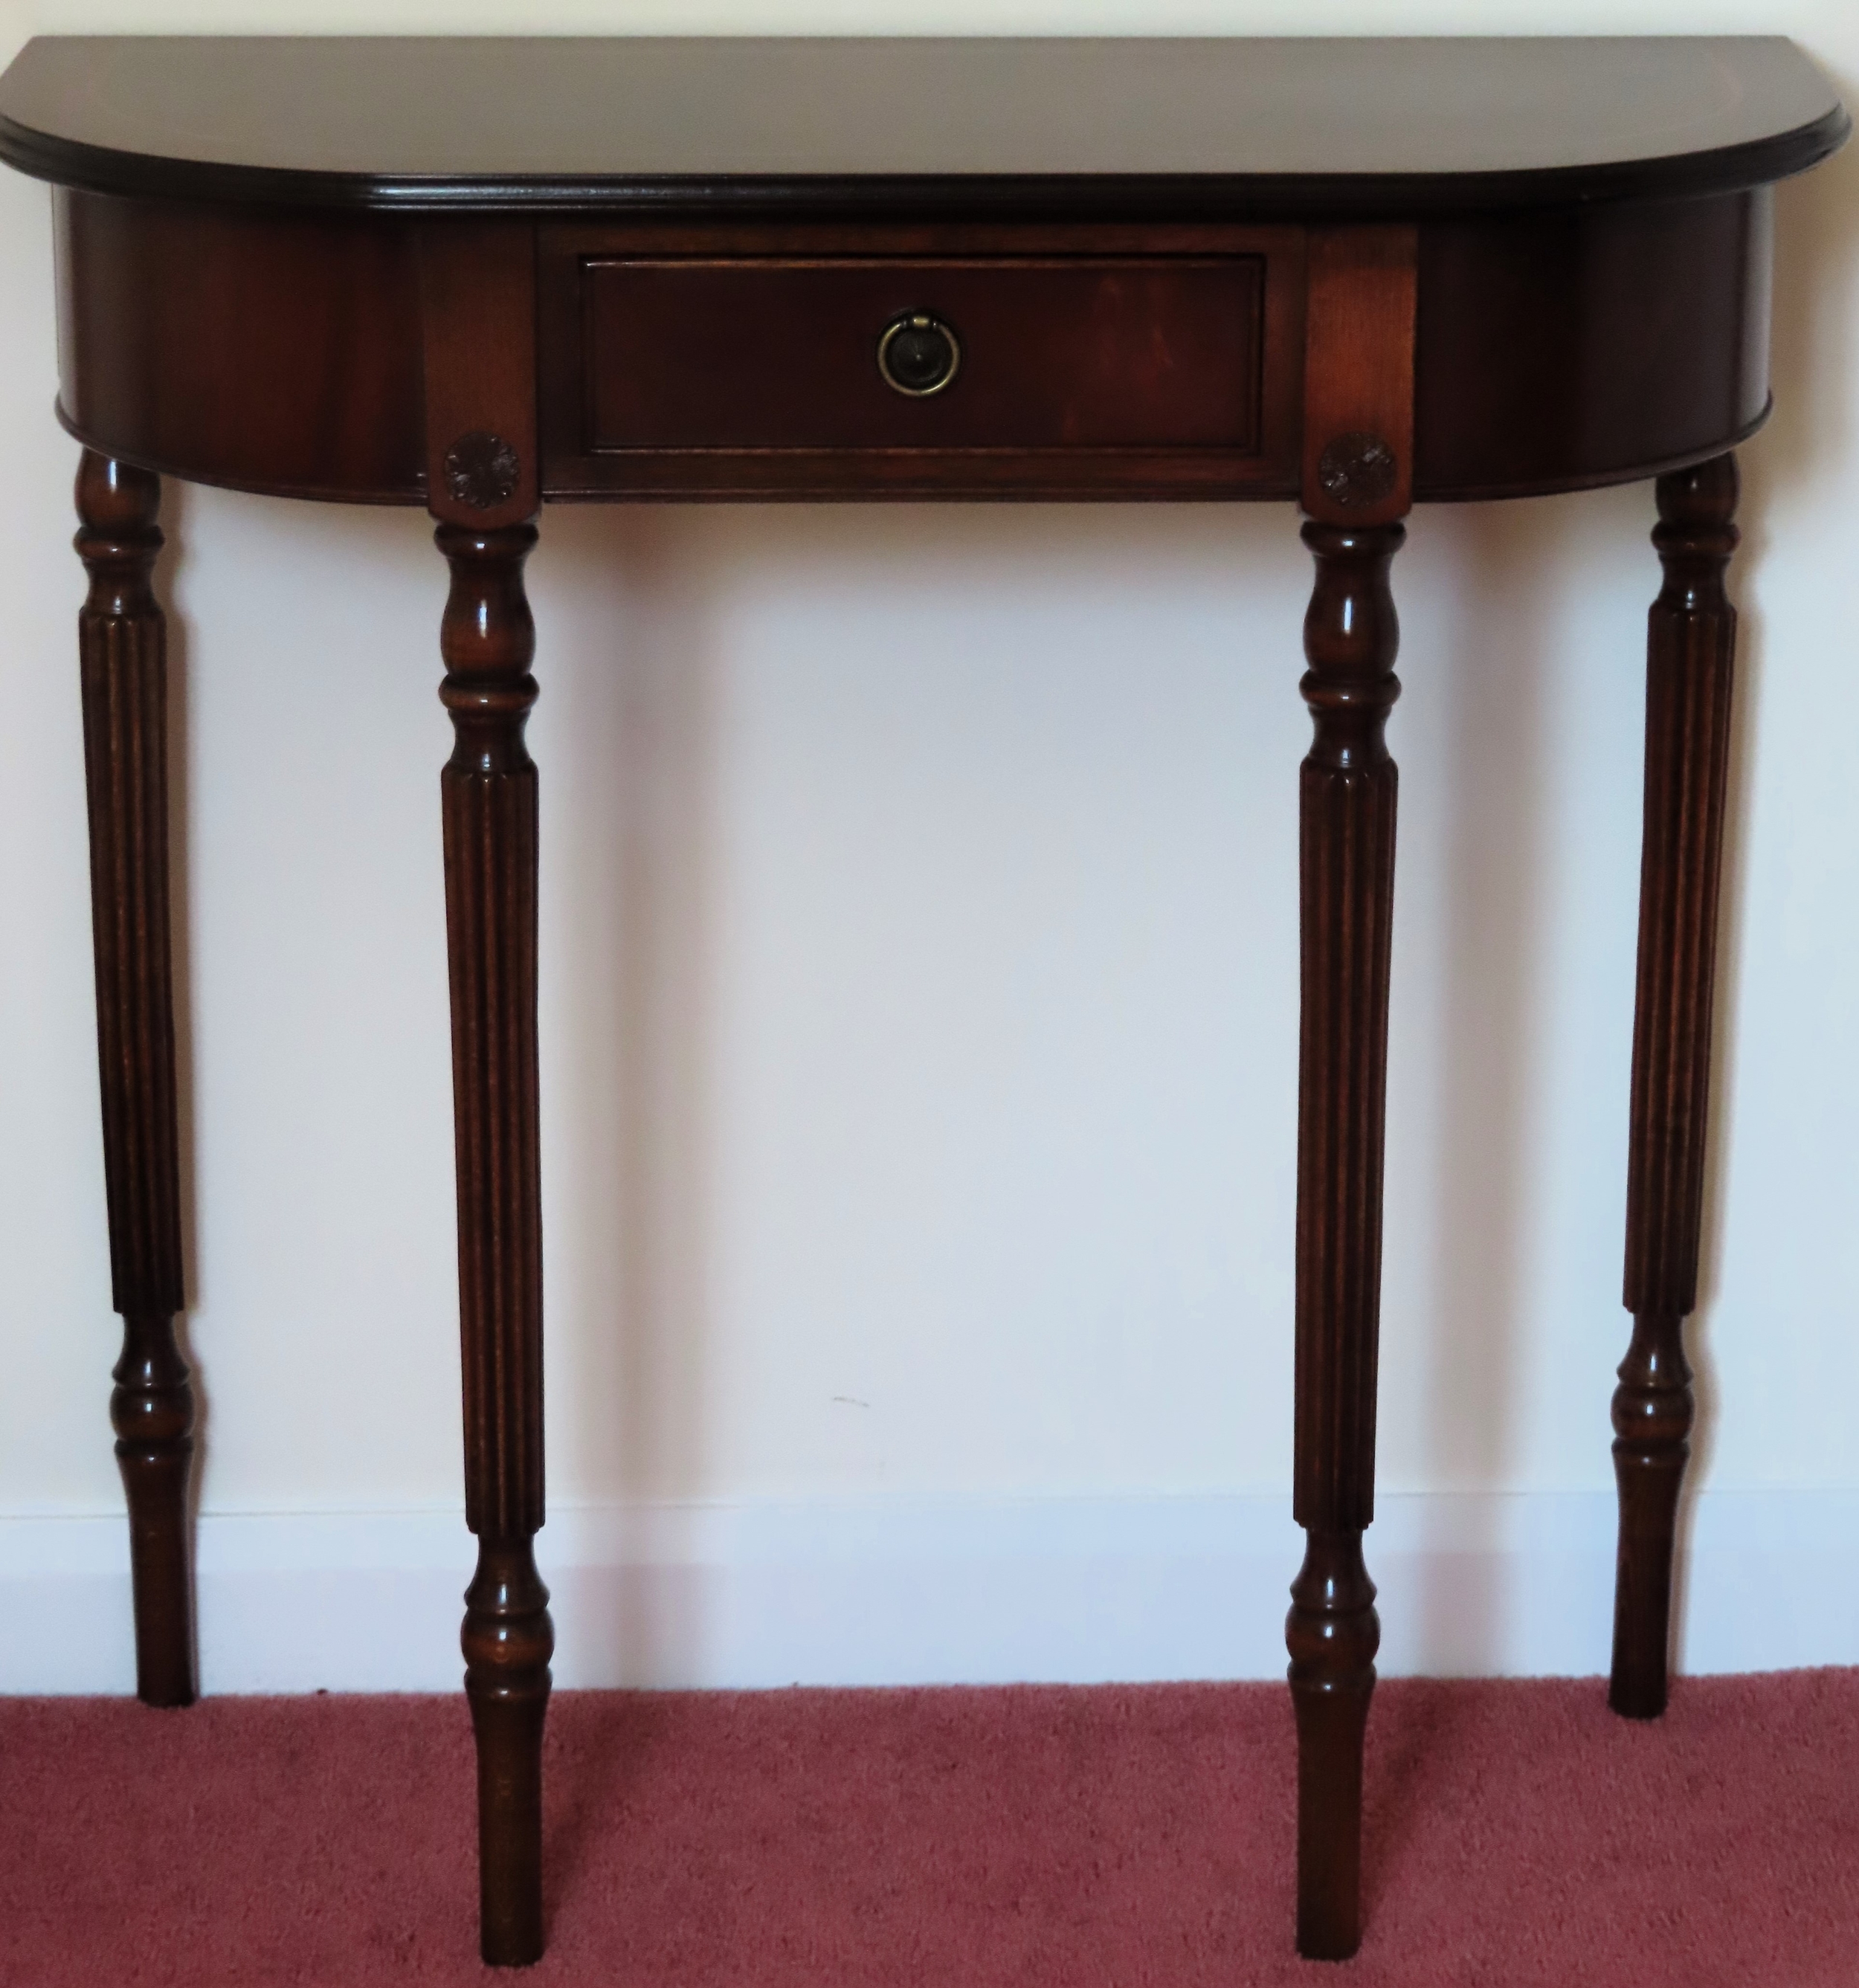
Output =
[
  {"x1": 74, "y1": 449, "x2": 196, "y2": 1710},
  {"x1": 536, "y1": 221, "x2": 1307, "y2": 502},
  {"x1": 422, "y1": 219, "x2": 554, "y2": 1966},
  {"x1": 587, "y1": 256, "x2": 1260, "y2": 451},
  {"x1": 0, "y1": 36, "x2": 1845, "y2": 214},
  {"x1": 1611, "y1": 455, "x2": 1741, "y2": 1721},
  {"x1": 3, "y1": 29, "x2": 1846, "y2": 1975},
  {"x1": 51, "y1": 192, "x2": 1776, "y2": 506},
  {"x1": 1286, "y1": 226, "x2": 1411, "y2": 1959}
]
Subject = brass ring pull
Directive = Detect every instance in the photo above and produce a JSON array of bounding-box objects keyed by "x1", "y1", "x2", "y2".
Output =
[{"x1": 877, "y1": 311, "x2": 961, "y2": 397}]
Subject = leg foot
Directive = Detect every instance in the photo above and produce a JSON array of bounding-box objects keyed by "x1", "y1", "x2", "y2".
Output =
[
  {"x1": 1287, "y1": 1531, "x2": 1379, "y2": 1958},
  {"x1": 112, "y1": 1313, "x2": 196, "y2": 1705},
  {"x1": 1609, "y1": 1311, "x2": 1692, "y2": 1717},
  {"x1": 464, "y1": 1539, "x2": 554, "y2": 1966}
]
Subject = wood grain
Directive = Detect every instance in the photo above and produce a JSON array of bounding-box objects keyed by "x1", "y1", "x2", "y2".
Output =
[
  {"x1": 1301, "y1": 226, "x2": 1417, "y2": 527},
  {"x1": 581, "y1": 256, "x2": 1263, "y2": 451},
  {"x1": 540, "y1": 219, "x2": 1306, "y2": 500},
  {"x1": 47, "y1": 191, "x2": 1786, "y2": 506},
  {"x1": 1414, "y1": 191, "x2": 1772, "y2": 500},
  {"x1": 56, "y1": 190, "x2": 423, "y2": 503}
]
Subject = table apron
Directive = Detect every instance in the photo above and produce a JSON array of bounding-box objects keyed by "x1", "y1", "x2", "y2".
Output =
[{"x1": 49, "y1": 190, "x2": 1773, "y2": 509}]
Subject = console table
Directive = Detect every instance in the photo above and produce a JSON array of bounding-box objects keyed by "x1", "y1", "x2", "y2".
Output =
[{"x1": 0, "y1": 33, "x2": 1845, "y2": 1968}]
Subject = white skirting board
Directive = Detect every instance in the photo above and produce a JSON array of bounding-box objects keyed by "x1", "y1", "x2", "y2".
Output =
[{"x1": 1, "y1": 1489, "x2": 1853, "y2": 1695}]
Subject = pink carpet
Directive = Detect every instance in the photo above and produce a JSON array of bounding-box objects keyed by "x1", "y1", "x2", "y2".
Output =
[{"x1": 2, "y1": 1672, "x2": 1855, "y2": 1986}]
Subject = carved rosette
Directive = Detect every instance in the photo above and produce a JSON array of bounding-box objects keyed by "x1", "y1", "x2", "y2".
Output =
[
  {"x1": 444, "y1": 430, "x2": 523, "y2": 512},
  {"x1": 1315, "y1": 432, "x2": 1399, "y2": 511}
]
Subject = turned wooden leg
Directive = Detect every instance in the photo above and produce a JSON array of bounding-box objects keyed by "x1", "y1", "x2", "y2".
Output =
[
  {"x1": 439, "y1": 517, "x2": 553, "y2": 1966},
  {"x1": 1286, "y1": 225, "x2": 1414, "y2": 1964},
  {"x1": 1610, "y1": 454, "x2": 1739, "y2": 1720},
  {"x1": 74, "y1": 450, "x2": 197, "y2": 1710},
  {"x1": 419, "y1": 219, "x2": 552, "y2": 1965},
  {"x1": 1287, "y1": 518, "x2": 1401, "y2": 1960}
]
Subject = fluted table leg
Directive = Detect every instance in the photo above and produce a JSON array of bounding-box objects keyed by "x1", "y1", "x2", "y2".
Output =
[
  {"x1": 75, "y1": 449, "x2": 196, "y2": 1710},
  {"x1": 1289, "y1": 518, "x2": 1401, "y2": 1959},
  {"x1": 419, "y1": 219, "x2": 552, "y2": 1966},
  {"x1": 1610, "y1": 454, "x2": 1740, "y2": 1720},
  {"x1": 1285, "y1": 224, "x2": 1416, "y2": 1963},
  {"x1": 439, "y1": 517, "x2": 553, "y2": 1966}
]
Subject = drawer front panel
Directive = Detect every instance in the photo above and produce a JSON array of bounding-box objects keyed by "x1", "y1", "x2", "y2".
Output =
[
  {"x1": 582, "y1": 257, "x2": 1263, "y2": 456},
  {"x1": 538, "y1": 225, "x2": 1304, "y2": 500}
]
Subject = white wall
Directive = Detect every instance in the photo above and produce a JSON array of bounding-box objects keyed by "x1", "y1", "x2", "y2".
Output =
[{"x1": 1, "y1": 0, "x2": 1857, "y2": 1691}]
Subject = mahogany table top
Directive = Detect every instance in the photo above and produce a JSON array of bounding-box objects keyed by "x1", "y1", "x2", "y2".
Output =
[{"x1": 0, "y1": 35, "x2": 1845, "y2": 218}]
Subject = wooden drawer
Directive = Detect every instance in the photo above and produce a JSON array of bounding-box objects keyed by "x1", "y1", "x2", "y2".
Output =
[{"x1": 539, "y1": 225, "x2": 1305, "y2": 500}]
